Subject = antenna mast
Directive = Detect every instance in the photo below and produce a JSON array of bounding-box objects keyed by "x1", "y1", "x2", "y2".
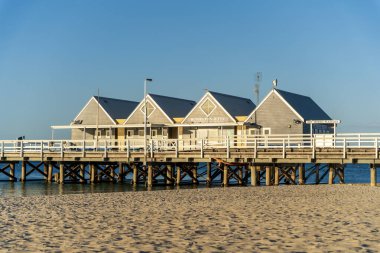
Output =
[{"x1": 254, "y1": 72, "x2": 262, "y2": 105}]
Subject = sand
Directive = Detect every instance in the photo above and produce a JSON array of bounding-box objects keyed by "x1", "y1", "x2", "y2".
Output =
[{"x1": 0, "y1": 185, "x2": 379, "y2": 252}]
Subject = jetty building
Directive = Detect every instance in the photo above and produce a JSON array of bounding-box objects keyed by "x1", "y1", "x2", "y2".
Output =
[{"x1": 54, "y1": 87, "x2": 337, "y2": 141}]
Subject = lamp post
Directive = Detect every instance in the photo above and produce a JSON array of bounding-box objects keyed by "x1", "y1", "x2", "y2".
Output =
[{"x1": 144, "y1": 78, "x2": 153, "y2": 168}]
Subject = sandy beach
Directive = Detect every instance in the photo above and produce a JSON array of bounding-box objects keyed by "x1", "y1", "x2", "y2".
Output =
[{"x1": 0, "y1": 185, "x2": 379, "y2": 252}]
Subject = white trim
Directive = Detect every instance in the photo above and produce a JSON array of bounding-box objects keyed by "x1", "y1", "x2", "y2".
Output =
[
  {"x1": 244, "y1": 89, "x2": 304, "y2": 123},
  {"x1": 72, "y1": 96, "x2": 116, "y2": 126},
  {"x1": 124, "y1": 95, "x2": 174, "y2": 125},
  {"x1": 176, "y1": 122, "x2": 238, "y2": 127},
  {"x1": 139, "y1": 100, "x2": 156, "y2": 118},
  {"x1": 181, "y1": 92, "x2": 236, "y2": 124},
  {"x1": 51, "y1": 123, "x2": 166, "y2": 129},
  {"x1": 200, "y1": 98, "x2": 217, "y2": 117}
]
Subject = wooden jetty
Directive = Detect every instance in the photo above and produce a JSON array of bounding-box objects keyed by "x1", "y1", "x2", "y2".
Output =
[{"x1": 0, "y1": 133, "x2": 378, "y2": 186}]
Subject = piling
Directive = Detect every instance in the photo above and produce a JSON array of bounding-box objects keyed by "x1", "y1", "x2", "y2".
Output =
[
  {"x1": 90, "y1": 164, "x2": 96, "y2": 183},
  {"x1": 80, "y1": 164, "x2": 85, "y2": 183},
  {"x1": 266, "y1": 166, "x2": 271, "y2": 186},
  {"x1": 166, "y1": 165, "x2": 173, "y2": 185},
  {"x1": 176, "y1": 165, "x2": 181, "y2": 185},
  {"x1": 328, "y1": 165, "x2": 334, "y2": 185},
  {"x1": 315, "y1": 165, "x2": 320, "y2": 184},
  {"x1": 48, "y1": 163, "x2": 53, "y2": 182},
  {"x1": 147, "y1": 164, "x2": 153, "y2": 187},
  {"x1": 274, "y1": 166, "x2": 279, "y2": 186},
  {"x1": 59, "y1": 163, "x2": 64, "y2": 184},
  {"x1": 223, "y1": 165, "x2": 228, "y2": 186},
  {"x1": 132, "y1": 164, "x2": 138, "y2": 185},
  {"x1": 119, "y1": 162, "x2": 124, "y2": 182},
  {"x1": 370, "y1": 164, "x2": 377, "y2": 187},
  {"x1": 21, "y1": 161, "x2": 26, "y2": 182},
  {"x1": 299, "y1": 164, "x2": 305, "y2": 185},
  {"x1": 9, "y1": 163, "x2": 15, "y2": 182},
  {"x1": 206, "y1": 162, "x2": 211, "y2": 184},
  {"x1": 250, "y1": 165, "x2": 257, "y2": 186}
]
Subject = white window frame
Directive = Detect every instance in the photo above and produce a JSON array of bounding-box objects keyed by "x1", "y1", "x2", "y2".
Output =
[{"x1": 262, "y1": 128, "x2": 271, "y2": 135}]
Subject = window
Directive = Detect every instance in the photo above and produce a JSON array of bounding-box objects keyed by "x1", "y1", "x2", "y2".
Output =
[
  {"x1": 151, "y1": 129, "x2": 157, "y2": 137},
  {"x1": 138, "y1": 130, "x2": 144, "y2": 137},
  {"x1": 162, "y1": 128, "x2": 168, "y2": 137},
  {"x1": 200, "y1": 98, "x2": 216, "y2": 116},
  {"x1": 127, "y1": 130, "x2": 133, "y2": 137},
  {"x1": 140, "y1": 101, "x2": 155, "y2": 117},
  {"x1": 249, "y1": 129, "x2": 259, "y2": 136},
  {"x1": 262, "y1": 128, "x2": 271, "y2": 135}
]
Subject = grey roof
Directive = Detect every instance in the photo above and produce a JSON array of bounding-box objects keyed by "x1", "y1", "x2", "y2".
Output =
[
  {"x1": 149, "y1": 94, "x2": 196, "y2": 119},
  {"x1": 208, "y1": 91, "x2": 256, "y2": 117},
  {"x1": 276, "y1": 89, "x2": 331, "y2": 120},
  {"x1": 94, "y1": 96, "x2": 139, "y2": 120}
]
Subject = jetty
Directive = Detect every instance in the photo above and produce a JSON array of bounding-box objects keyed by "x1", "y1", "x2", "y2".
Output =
[
  {"x1": 0, "y1": 133, "x2": 378, "y2": 186},
  {"x1": 1, "y1": 86, "x2": 378, "y2": 187}
]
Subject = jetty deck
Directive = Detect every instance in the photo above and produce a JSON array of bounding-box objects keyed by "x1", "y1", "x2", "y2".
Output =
[{"x1": 0, "y1": 133, "x2": 378, "y2": 186}]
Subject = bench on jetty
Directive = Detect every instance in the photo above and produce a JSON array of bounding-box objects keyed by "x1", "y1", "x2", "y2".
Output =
[{"x1": 0, "y1": 133, "x2": 378, "y2": 187}]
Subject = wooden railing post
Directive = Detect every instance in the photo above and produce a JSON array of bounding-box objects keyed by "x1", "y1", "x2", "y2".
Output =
[
  {"x1": 175, "y1": 139, "x2": 179, "y2": 158},
  {"x1": 82, "y1": 140, "x2": 85, "y2": 157},
  {"x1": 200, "y1": 139, "x2": 204, "y2": 158},
  {"x1": 254, "y1": 138, "x2": 257, "y2": 159},
  {"x1": 20, "y1": 141, "x2": 24, "y2": 158},
  {"x1": 126, "y1": 140, "x2": 130, "y2": 158},
  {"x1": 104, "y1": 140, "x2": 108, "y2": 158},
  {"x1": 226, "y1": 136, "x2": 230, "y2": 159},
  {"x1": 150, "y1": 139, "x2": 154, "y2": 158},
  {"x1": 343, "y1": 138, "x2": 346, "y2": 159},
  {"x1": 282, "y1": 139, "x2": 286, "y2": 158},
  {"x1": 312, "y1": 136, "x2": 316, "y2": 159},
  {"x1": 40, "y1": 141, "x2": 44, "y2": 158},
  {"x1": 1, "y1": 141, "x2": 3, "y2": 158},
  {"x1": 60, "y1": 141, "x2": 64, "y2": 158},
  {"x1": 375, "y1": 138, "x2": 378, "y2": 159}
]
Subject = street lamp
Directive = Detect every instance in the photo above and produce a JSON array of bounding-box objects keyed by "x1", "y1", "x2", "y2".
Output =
[{"x1": 144, "y1": 78, "x2": 153, "y2": 168}]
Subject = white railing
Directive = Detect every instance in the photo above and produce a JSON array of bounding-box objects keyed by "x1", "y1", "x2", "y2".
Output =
[{"x1": 0, "y1": 134, "x2": 379, "y2": 158}]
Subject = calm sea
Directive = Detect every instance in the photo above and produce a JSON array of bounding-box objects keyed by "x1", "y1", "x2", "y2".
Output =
[{"x1": 0, "y1": 163, "x2": 378, "y2": 196}]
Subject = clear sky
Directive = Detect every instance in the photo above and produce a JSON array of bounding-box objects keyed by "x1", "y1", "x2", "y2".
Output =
[{"x1": 0, "y1": 0, "x2": 379, "y2": 139}]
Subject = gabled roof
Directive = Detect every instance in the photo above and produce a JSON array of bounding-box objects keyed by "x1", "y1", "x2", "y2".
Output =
[
  {"x1": 208, "y1": 91, "x2": 256, "y2": 117},
  {"x1": 149, "y1": 94, "x2": 196, "y2": 119},
  {"x1": 124, "y1": 93, "x2": 196, "y2": 125},
  {"x1": 275, "y1": 89, "x2": 331, "y2": 121},
  {"x1": 94, "y1": 96, "x2": 139, "y2": 120},
  {"x1": 245, "y1": 88, "x2": 331, "y2": 123}
]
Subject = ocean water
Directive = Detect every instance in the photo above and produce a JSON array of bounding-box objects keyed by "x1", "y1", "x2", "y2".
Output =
[{"x1": 0, "y1": 163, "x2": 378, "y2": 196}]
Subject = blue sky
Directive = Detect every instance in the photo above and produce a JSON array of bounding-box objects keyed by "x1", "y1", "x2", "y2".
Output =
[{"x1": 0, "y1": 0, "x2": 379, "y2": 139}]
